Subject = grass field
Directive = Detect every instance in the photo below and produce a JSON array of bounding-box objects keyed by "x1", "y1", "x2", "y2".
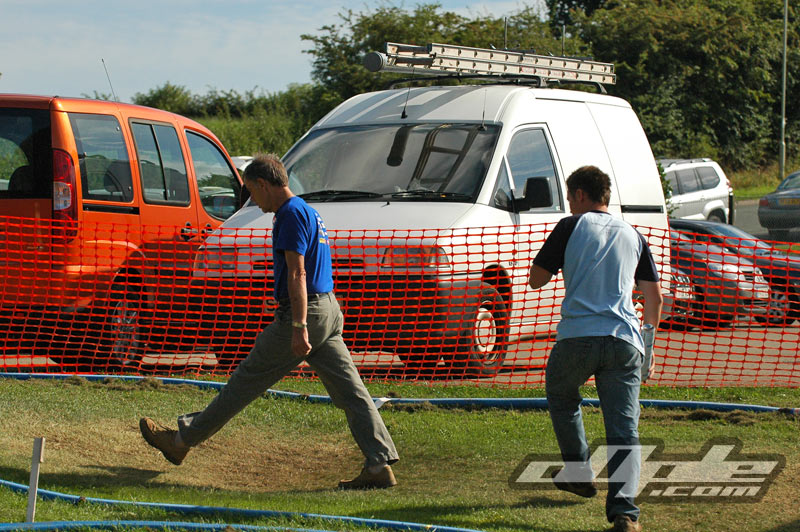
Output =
[{"x1": 1, "y1": 376, "x2": 799, "y2": 532}]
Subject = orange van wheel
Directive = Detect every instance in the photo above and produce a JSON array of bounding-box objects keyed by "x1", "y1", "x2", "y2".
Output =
[{"x1": 86, "y1": 283, "x2": 146, "y2": 373}]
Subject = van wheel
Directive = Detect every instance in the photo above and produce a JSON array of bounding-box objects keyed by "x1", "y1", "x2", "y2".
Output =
[
  {"x1": 707, "y1": 211, "x2": 726, "y2": 224},
  {"x1": 90, "y1": 285, "x2": 145, "y2": 372},
  {"x1": 448, "y1": 286, "x2": 509, "y2": 377}
]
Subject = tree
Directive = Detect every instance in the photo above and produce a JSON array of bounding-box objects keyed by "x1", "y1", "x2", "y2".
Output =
[
  {"x1": 301, "y1": 3, "x2": 560, "y2": 102},
  {"x1": 132, "y1": 82, "x2": 195, "y2": 115},
  {"x1": 546, "y1": 0, "x2": 607, "y2": 28},
  {"x1": 573, "y1": 0, "x2": 792, "y2": 169}
]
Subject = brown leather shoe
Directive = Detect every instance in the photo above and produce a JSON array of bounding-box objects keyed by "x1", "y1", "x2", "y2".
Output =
[
  {"x1": 139, "y1": 417, "x2": 189, "y2": 465},
  {"x1": 338, "y1": 465, "x2": 397, "y2": 490},
  {"x1": 551, "y1": 469, "x2": 598, "y2": 498},
  {"x1": 612, "y1": 515, "x2": 642, "y2": 532}
]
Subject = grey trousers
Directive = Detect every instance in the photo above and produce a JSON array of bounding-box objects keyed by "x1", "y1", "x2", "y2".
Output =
[{"x1": 177, "y1": 292, "x2": 398, "y2": 467}]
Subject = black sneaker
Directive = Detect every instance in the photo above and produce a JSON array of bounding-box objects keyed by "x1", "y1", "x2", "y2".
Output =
[{"x1": 551, "y1": 469, "x2": 598, "y2": 498}]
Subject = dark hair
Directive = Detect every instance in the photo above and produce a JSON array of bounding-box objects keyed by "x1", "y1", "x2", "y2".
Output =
[
  {"x1": 243, "y1": 153, "x2": 288, "y2": 187},
  {"x1": 566, "y1": 165, "x2": 611, "y2": 205}
]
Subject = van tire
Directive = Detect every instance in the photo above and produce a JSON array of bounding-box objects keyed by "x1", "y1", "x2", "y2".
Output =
[
  {"x1": 448, "y1": 286, "x2": 509, "y2": 376},
  {"x1": 707, "y1": 211, "x2": 726, "y2": 224},
  {"x1": 90, "y1": 284, "x2": 145, "y2": 372}
]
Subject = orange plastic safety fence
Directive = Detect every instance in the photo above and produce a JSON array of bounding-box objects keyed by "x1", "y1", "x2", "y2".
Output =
[{"x1": 1, "y1": 215, "x2": 798, "y2": 387}]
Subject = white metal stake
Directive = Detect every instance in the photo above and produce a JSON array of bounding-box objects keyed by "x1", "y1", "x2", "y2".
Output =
[{"x1": 25, "y1": 437, "x2": 45, "y2": 523}]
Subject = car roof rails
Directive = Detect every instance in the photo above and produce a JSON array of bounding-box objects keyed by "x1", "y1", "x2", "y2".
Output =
[
  {"x1": 658, "y1": 157, "x2": 713, "y2": 167},
  {"x1": 364, "y1": 42, "x2": 615, "y2": 92}
]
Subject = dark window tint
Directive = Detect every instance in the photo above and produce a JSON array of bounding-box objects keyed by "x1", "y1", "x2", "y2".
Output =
[
  {"x1": 0, "y1": 108, "x2": 52, "y2": 198},
  {"x1": 665, "y1": 171, "x2": 678, "y2": 192},
  {"x1": 675, "y1": 169, "x2": 700, "y2": 194},
  {"x1": 506, "y1": 129, "x2": 561, "y2": 210},
  {"x1": 186, "y1": 131, "x2": 240, "y2": 220},
  {"x1": 696, "y1": 166, "x2": 720, "y2": 190},
  {"x1": 283, "y1": 124, "x2": 499, "y2": 200},
  {"x1": 69, "y1": 113, "x2": 133, "y2": 202},
  {"x1": 132, "y1": 122, "x2": 190, "y2": 205}
]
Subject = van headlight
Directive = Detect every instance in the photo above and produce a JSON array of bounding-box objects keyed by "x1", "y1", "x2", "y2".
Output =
[
  {"x1": 380, "y1": 246, "x2": 451, "y2": 270},
  {"x1": 194, "y1": 246, "x2": 238, "y2": 271}
]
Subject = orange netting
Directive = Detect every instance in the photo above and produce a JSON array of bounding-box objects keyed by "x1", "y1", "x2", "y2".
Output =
[{"x1": 0, "y1": 215, "x2": 798, "y2": 387}]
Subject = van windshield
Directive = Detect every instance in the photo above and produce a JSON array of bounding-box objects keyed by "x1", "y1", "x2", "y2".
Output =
[
  {"x1": 0, "y1": 108, "x2": 52, "y2": 198},
  {"x1": 282, "y1": 123, "x2": 499, "y2": 202}
]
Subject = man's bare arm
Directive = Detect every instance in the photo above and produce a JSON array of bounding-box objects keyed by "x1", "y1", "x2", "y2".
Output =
[
  {"x1": 638, "y1": 280, "x2": 663, "y2": 328},
  {"x1": 529, "y1": 263, "x2": 554, "y2": 290},
  {"x1": 286, "y1": 250, "x2": 312, "y2": 357}
]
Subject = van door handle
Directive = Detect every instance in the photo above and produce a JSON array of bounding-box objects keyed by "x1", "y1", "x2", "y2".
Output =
[
  {"x1": 180, "y1": 222, "x2": 198, "y2": 241},
  {"x1": 201, "y1": 223, "x2": 213, "y2": 235}
]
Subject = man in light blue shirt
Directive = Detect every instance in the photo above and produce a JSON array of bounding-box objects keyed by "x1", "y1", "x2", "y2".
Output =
[{"x1": 529, "y1": 166, "x2": 663, "y2": 532}]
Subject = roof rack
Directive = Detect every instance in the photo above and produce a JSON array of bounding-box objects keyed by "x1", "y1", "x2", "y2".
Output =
[
  {"x1": 658, "y1": 158, "x2": 714, "y2": 167},
  {"x1": 364, "y1": 42, "x2": 615, "y2": 87}
]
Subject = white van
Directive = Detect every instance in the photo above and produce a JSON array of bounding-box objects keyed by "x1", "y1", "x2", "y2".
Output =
[{"x1": 190, "y1": 43, "x2": 669, "y2": 375}]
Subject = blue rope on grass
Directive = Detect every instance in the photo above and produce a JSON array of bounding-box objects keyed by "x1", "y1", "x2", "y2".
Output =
[
  {"x1": 2, "y1": 372, "x2": 796, "y2": 414},
  {"x1": 0, "y1": 478, "x2": 484, "y2": 532},
  {"x1": 0, "y1": 521, "x2": 326, "y2": 532}
]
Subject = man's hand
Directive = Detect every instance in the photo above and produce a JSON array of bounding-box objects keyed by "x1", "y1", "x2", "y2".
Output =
[{"x1": 292, "y1": 327, "x2": 312, "y2": 357}]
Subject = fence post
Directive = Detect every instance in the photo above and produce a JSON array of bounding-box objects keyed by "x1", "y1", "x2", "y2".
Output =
[{"x1": 25, "y1": 437, "x2": 45, "y2": 523}]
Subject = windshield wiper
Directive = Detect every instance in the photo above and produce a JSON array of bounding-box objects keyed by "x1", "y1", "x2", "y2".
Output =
[
  {"x1": 390, "y1": 189, "x2": 473, "y2": 201},
  {"x1": 299, "y1": 190, "x2": 384, "y2": 202}
]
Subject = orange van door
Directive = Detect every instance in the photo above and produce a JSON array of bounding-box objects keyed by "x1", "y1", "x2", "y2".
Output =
[
  {"x1": 129, "y1": 121, "x2": 201, "y2": 315},
  {"x1": 184, "y1": 130, "x2": 242, "y2": 233}
]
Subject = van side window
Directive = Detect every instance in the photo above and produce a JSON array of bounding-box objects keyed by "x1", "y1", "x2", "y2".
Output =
[
  {"x1": 68, "y1": 113, "x2": 133, "y2": 202},
  {"x1": 676, "y1": 169, "x2": 700, "y2": 193},
  {"x1": 665, "y1": 170, "x2": 678, "y2": 193},
  {"x1": 186, "y1": 131, "x2": 240, "y2": 220},
  {"x1": 506, "y1": 129, "x2": 561, "y2": 211},
  {"x1": 697, "y1": 166, "x2": 720, "y2": 190},
  {"x1": 0, "y1": 108, "x2": 51, "y2": 198},
  {"x1": 131, "y1": 122, "x2": 190, "y2": 205}
]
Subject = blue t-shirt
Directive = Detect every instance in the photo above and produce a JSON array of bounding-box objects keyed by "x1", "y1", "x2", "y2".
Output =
[
  {"x1": 533, "y1": 211, "x2": 659, "y2": 353},
  {"x1": 272, "y1": 196, "x2": 333, "y2": 300}
]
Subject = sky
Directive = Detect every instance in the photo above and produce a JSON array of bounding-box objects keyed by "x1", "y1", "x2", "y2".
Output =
[{"x1": 1, "y1": 0, "x2": 542, "y2": 103}]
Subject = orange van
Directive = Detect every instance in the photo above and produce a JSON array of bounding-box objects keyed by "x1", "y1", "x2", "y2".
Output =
[{"x1": 0, "y1": 94, "x2": 243, "y2": 369}]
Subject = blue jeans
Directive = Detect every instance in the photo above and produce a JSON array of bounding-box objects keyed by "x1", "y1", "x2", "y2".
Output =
[{"x1": 545, "y1": 336, "x2": 642, "y2": 523}]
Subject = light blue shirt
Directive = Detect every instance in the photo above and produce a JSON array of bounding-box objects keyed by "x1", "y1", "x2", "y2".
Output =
[{"x1": 555, "y1": 212, "x2": 647, "y2": 353}]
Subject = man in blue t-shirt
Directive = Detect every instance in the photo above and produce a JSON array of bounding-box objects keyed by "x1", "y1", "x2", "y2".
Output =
[
  {"x1": 140, "y1": 154, "x2": 398, "y2": 490},
  {"x1": 529, "y1": 166, "x2": 663, "y2": 532}
]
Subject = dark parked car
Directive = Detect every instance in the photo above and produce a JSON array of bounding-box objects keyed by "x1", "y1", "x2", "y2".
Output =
[
  {"x1": 669, "y1": 230, "x2": 771, "y2": 327},
  {"x1": 670, "y1": 218, "x2": 799, "y2": 326},
  {"x1": 758, "y1": 170, "x2": 800, "y2": 240}
]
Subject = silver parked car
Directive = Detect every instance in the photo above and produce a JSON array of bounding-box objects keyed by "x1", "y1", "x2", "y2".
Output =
[
  {"x1": 670, "y1": 231, "x2": 770, "y2": 327},
  {"x1": 758, "y1": 170, "x2": 800, "y2": 240}
]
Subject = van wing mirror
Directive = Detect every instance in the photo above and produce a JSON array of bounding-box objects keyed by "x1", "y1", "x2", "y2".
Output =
[{"x1": 514, "y1": 176, "x2": 552, "y2": 212}]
